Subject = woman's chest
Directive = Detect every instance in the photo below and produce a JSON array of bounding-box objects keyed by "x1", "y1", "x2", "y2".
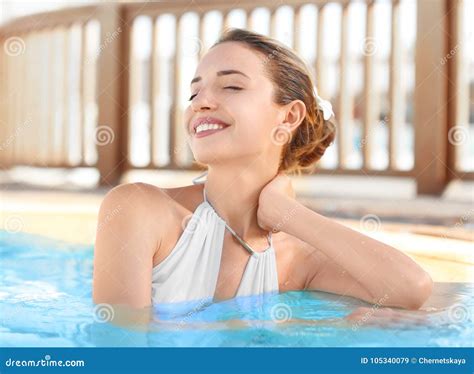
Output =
[{"x1": 213, "y1": 232, "x2": 310, "y2": 301}]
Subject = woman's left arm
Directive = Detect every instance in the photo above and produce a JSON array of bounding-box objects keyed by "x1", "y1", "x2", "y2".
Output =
[{"x1": 258, "y1": 173, "x2": 434, "y2": 310}]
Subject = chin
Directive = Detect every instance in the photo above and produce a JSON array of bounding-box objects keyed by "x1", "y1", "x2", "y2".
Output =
[{"x1": 193, "y1": 150, "x2": 238, "y2": 166}]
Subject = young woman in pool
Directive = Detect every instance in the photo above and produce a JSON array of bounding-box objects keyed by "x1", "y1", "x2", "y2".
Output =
[{"x1": 93, "y1": 29, "x2": 433, "y2": 319}]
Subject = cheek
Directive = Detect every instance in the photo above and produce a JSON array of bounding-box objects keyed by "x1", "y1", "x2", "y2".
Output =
[
  {"x1": 232, "y1": 97, "x2": 276, "y2": 137},
  {"x1": 234, "y1": 118, "x2": 275, "y2": 150},
  {"x1": 183, "y1": 106, "x2": 192, "y2": 127}
]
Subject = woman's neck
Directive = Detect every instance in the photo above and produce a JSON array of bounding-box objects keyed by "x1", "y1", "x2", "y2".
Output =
[{"x1": 204, "y1": 162, "x2": 278, "y2": 242}]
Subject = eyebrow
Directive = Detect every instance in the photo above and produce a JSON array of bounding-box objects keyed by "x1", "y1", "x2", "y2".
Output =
[{"x1": 190, "y1": 70, "x2": 250, "y2": 85}]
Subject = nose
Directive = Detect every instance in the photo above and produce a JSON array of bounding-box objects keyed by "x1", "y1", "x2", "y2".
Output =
[{"x1": 190, "y1": 87, "x2": 218, "y2": 112}]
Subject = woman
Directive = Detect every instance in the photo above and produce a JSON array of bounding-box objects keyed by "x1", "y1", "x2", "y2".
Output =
[{"x1": 92, "y1": 29, "x2": 433, "y2": 321}]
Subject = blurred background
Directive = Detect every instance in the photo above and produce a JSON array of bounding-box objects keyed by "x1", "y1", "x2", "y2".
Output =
[{"x1": 0, "y1": 0, "x2": 472, "y2": 282}]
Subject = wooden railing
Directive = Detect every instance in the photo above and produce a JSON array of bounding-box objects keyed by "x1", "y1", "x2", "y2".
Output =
[{"x1": 0, "y1": 0, "x2": 471, "y2": 193}]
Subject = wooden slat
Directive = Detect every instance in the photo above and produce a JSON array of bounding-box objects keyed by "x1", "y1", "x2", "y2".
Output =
[
  {"x1": 39, "y1": 31, "x2": 50, "y2": 166},
  {"x1": 79, "y1": 23, "x2": 86, "y2": 165},
  {"x1": 23, "y1": 34, "x2": 32, "y2": 164},
  {"x1": 37, "y1": 33, "x2": 45, "y2": 165},
  {"x1": 49, "y1": 29, "x2": 61, "y2": 166},
  {"x1": 119, "y1": 17, "x2": 131, "y2": 174},
  {"x1": 198, "y1": 13, "x2": 206, "y2": 60},
  {"x1": 83, "y1": 20, "x2": 99, "y2": 167},
  {"x1": 61, "y1": 27, "x2": 70, "y2": 165},
  {"x1": 129, "y1": 17, "x2": 141, "y2": 167},
  {"x1": 29, "y1": 34, "x2": 38, "y2": 166},
  {"x1": 16, "y1": 36, "x2": 25, "y2": 164},
  {"x1": 222, "y1": 10, "x2": 232, "y2": 31},
  {"x1": 269, "y1": 7, "x2": 278, "y2": 38},
  {"x1": 149, "y1": 17, "x2": 159, "y2": 167},
  {"x1": 248, "y1": 8, "x2": 257, "y2": 32},
  {"x1": 293, "y1": 6, "x2": 302, "y2": 51},
  {"x1": 1, "y1": 45, "x2": 8, "y2": 166},
  {"x1": 447, "y1": 0, "x2": 469, "y2": 176},
  {"x1": 47, "y1": 30, "x2": 55, "y2": 165},
  {"x1": 242, "y1": 9, "x2": 249, "y2": 30},
  {"x1": 95, "y1": 4, "x2": 127, "y2": 185},
  {"x1": 22, "y1": 35, "x2": 30, "y2": 164},
  {"x1": 337, "y1": 1, "x2": 352, "y2": 168},
  {"x1": 414, "y1": 0, "x2": 450, "y2": 194},
  {"x1": 388, "y1": 0, "x2": 404, "y2": 170},
  {"x1": 169, "y1": 14, "x2": 181, "y2": 167},
  {"x1": 4, "y1": 42, "x2": 13, "y2": 166},
  {"x1": 0, "y1": 42, "x2": 4, "y2": 167},
  {"x1": 362, "y1": 0, "x2": 377, "y2": 169},
  {"x1": 316, "y1": 4, "x2": 328, "y2": 98},
  {"x1": 36, "y1": 33, "x2": 45, "y2": 165},
  {"x1": 11, "y1": 38, "x2": 19, "y2": 164}
]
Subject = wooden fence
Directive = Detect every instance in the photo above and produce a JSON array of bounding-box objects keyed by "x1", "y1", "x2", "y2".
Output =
[{"x1": 0, "y1": 0, "x2": 471, "y2": 194}]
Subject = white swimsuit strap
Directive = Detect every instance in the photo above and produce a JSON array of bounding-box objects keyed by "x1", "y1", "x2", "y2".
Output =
[{"x1": 192, "y1": 170, "x2": 208, "y2": 185}]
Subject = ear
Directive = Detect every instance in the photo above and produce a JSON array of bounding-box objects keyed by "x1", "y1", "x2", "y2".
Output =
[{"x1": 281, "y1": 100, "x2": 306, "y2": 133}]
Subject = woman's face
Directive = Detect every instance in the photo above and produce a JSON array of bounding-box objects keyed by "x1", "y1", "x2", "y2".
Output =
[{"x1": 184, "y1": 42, "x2": 284, "y2": 169}]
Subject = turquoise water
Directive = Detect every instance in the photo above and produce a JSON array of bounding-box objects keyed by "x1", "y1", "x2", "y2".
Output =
[{"x1": 0, "y1": 231, "x2": 472, "y2": 347}]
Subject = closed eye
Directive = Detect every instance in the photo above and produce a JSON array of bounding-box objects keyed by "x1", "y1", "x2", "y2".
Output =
[{"x1": 188, "y1": 86, "x2": 242, "y2": 101}]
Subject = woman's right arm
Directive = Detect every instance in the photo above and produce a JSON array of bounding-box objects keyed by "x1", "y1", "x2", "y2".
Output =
[{"x1": 92, "y1": 182, "x2": 169, "y2": 315}]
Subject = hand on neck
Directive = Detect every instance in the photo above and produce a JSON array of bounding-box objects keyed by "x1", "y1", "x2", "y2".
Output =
[{"x1": 203, "y1": 161, "x2": 279, "y2": 243}]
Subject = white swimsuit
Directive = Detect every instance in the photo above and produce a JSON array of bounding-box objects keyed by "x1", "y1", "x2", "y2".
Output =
[{"x1": 151, "y1": 177, "x2": 279, "y2": 305}]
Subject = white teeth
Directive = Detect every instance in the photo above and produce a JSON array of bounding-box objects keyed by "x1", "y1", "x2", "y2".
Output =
[{"x1": 195, "y1": 123, "x2": 227, "y2": 134}]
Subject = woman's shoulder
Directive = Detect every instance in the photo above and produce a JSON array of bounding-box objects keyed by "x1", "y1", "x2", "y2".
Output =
[
  {"x1": 101, "y1": 182, "x2": 168, "y2": 211},
  {"x1": 101, "y1": 182, "x2": 206, "y2": 229},
  {"x1": 102, "y1": 182, "x2": 201, "y2": 209}
]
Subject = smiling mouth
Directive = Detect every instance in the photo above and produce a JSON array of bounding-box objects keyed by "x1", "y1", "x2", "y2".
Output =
[{"x1": 194, "y1": 123, "x2": 230, "y2": 138}]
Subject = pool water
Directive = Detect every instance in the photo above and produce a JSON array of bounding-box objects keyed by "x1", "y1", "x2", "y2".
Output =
[{"x1": 0, "y1": 231, "x2": 472, "y2": 347}]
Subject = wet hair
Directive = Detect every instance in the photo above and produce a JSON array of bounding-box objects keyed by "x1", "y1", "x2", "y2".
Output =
[{"x1": 212, "y1": 28, "x2": 336, "y2": 176}]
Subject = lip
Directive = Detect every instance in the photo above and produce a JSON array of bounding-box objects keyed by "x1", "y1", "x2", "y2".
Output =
[{"x1": 190, "y1": 116, "x2": 231, "y2": 134}]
